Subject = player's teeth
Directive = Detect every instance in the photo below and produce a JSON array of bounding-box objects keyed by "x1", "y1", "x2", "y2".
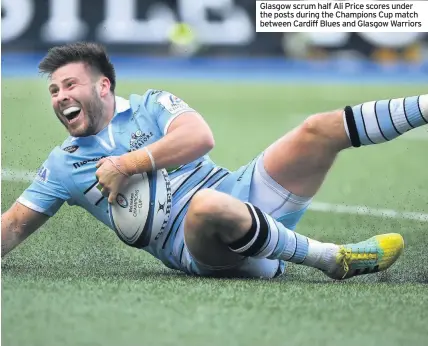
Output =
[{"x1": 63, "y1": 106, "x2": 81, "y2": 116}]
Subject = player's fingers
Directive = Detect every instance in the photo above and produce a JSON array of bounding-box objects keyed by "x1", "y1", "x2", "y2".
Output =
[
  {"x1": 96, "y1": 157, "x2": 107, "y2": 168},
  {"x1": 108, "y1": 191, "x2": 118, "y2": 204},
  {"x1": 101, "y1": 187, "x2": 110, "y2": 198}
]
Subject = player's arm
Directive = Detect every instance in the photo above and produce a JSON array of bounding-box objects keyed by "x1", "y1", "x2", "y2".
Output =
[
  {"x1": 1, "y1": 202, "x2": 50, "y2": 257},
  {"x1": 98, "y1": 91, "x2": 214, "y2": 177},
  {"x1": 95, "y1": 91, "x2": 214, "y2": 203},
  {"x1": 2, "y1": 154, "x2": 70, "y2": 255},
  {"x1": 133, "y1": 110, "x2": 214, "y2": 171}
]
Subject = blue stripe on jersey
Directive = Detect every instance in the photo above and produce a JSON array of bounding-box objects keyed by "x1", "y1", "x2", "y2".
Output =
[
  {"x1": 171, "y1": 165, "x2": 218, "y2": 203},
  {"x1": 168, "y1": 158, "x2": 209, "y2": 179},
  {"x1": 405, "y1": 96, "x2": 427, "y2": 127},
  {"x1": 172, "y1": 164, "x2": 204, "y2": 199}
]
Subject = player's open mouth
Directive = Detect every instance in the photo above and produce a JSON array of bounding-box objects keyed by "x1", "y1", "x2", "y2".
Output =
[{"x1": 63, "y1": 106, "x2": 82, "y2": 124}]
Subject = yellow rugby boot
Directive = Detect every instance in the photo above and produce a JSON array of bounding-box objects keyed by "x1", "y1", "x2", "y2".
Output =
[{"x1": 324, "y1": 233, "x2": 404, "y2": 280}]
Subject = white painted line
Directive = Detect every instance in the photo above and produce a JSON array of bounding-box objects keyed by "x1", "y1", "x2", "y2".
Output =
[
  {"x1": 1, "y1": 168, "x2": 427, "y2": 222},
  {"x1": 1, "y1": 168, "x2": 35, "y2": 182},
  {"x1": 310, "y1": 202, "x2": 428, "y2": 223}
]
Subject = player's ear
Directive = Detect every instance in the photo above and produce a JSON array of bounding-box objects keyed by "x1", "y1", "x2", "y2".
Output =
[{"x1": 99, "y1": 77, "x2": 111, "y2": 98}]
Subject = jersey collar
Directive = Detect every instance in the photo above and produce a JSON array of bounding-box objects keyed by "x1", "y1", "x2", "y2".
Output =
[{"x1": 68, "y1": 96, "x2": 131, "y2": 143}]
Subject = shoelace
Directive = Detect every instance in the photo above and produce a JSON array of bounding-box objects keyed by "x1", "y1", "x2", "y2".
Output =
[
  {"x1": 337, "y1": 245, "x2": 379, "y2": 279},
  {"x1": 337, "y1": 248, "x2": 352, "y2": 279}
]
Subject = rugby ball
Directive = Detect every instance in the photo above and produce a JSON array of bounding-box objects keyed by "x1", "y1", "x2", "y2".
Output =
[{"x1": 108, "y1": 169, "x2": 172, "y2": 248}]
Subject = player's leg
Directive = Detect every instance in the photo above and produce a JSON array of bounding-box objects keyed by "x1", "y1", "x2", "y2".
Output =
[
  {"x1": 263, "y1": 95, "x2": 428, "y2": 198},
  {"x1": 184, "y1": 189, "x2": 404, "y2": 280}
]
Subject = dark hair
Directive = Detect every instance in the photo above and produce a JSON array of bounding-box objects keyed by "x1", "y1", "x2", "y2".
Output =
[{"x1": 38, "y1": 42, "x2": 116, "y2": 92}]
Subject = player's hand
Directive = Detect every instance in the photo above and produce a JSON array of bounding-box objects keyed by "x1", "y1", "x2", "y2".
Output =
[{"x1": 95, "y1": 156, "x2": 129, "y2": 204}]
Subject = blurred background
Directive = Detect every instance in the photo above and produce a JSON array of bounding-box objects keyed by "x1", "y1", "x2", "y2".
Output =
[
  {"x1": 2, "y1": 0, "x2": 428, "y2": 81},
  {"x1": 2, "y1": 2, "x2": 428, "y2": 346}
]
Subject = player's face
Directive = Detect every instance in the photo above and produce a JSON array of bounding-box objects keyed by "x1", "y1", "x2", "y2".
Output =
[{"x1": 49, "y1": 62, "x2": 106, "y2": 137}]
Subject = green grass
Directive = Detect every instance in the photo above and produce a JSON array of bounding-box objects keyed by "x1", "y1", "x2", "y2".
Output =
[{"x1": 2, "y1": 79, "x2": 428, "y2": 346}]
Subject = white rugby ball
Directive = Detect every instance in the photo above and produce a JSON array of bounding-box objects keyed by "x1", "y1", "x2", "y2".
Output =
[{"x1": 108, "y1": 169, "x2": 172, "y2": 248}]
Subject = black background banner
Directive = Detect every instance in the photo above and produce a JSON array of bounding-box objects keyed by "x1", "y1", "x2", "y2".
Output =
[{"x1": 2, "y1": 0, "x2": 427, "y2": 58}]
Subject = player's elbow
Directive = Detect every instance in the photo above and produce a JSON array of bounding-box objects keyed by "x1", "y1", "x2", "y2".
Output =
[
  {"x1": 201, "y1": 132, "x2": 215, "y2": 152},
  {"x1": 196, "y1": 126, "x2": 215, "y2": 153}
]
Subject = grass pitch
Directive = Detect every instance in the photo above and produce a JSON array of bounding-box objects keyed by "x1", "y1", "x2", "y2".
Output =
[{"x1": 2, "y1": 79, "x2": 428, "y2": 346}]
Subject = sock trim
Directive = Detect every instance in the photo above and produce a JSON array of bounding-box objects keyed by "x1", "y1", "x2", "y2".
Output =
[
  {"x1": 290, "y1": 232, "x2": 298, "y2": 259},
  {"x1": 228, "y1": 204, "x2": 259, "y2": 251},
  {"x1": 240, "y1": 205, "x2": 270, "y2": 257},
  {"x1": 254, "y1": 219, "x2": 272, "y2": 257},
  {"x1": 294, "y1": 237, "x2": 309, "y2": 264},
  {"x1": 344, "y1": 106, "x2": 361, "y2": 147}
]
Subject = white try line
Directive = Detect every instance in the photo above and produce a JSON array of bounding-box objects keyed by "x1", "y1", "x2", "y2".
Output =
[{"x1": 1, "y1": 168, "x2": 427, "y2": 223}]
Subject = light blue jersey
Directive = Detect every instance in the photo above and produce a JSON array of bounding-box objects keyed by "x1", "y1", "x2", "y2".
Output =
[{"x1": 18, "y1": 89, "x2": 259, "y2": 272}]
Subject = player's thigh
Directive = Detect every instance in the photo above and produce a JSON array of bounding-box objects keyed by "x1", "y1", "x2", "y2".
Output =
[
  {"x1": 249, "y1": 155, "x2": 312, "y2": 230},
  {"x1": 263, "y1": 113, "x2": 342, "y2": 197}
]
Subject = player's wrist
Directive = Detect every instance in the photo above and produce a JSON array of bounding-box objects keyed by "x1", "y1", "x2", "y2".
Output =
[{"x1": 120, "y1": 148, "x2": 155, "y2": 175}]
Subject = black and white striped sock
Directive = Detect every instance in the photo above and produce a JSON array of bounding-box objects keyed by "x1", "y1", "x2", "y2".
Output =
[{"x1": 344, "y1": 94, "x2": 427, "y2": 147}]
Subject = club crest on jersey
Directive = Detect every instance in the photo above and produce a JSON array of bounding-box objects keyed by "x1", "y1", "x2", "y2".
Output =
[
  {"x1": 63, "y1": 145, "x2": 79, "y2": 153},
  {"x1": 129, "y1": 131, "x2": 153, "y2": 151}
]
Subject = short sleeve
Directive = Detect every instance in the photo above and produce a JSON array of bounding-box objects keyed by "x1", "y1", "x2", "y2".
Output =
[
  {"x1": 18, "y1": 155, "x2": 71, "y2": 217},
  {"x1": 145, "y1": 90, "x2": 196, "y2": 135}
]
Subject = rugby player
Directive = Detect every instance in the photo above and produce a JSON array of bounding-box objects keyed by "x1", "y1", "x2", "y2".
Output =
[{"x1": 3, "y1": 42, "x2": 425, "y2": 280}]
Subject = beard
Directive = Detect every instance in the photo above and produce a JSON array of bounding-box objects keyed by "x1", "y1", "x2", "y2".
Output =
[{"x1": 56, "y1": 87, "x2": 105, "y2": 137}]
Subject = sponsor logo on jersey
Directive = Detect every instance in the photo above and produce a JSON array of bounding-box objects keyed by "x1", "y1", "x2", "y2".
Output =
[
  {"x1": 129, "y1": 131, "x2": 153, "y2": 152},
  {"x1": 116, "y1": 194, "x2": 129, "y2": 208},
  {"x1": 35, "y1": 165, "x2": 50, "y2": 183},
  {"x1": 154, "y1": 170, "x2": 172, "y2": 241},
  {"x1": 63, "y1": 145, "x2": 79, "y2": 153},
  {"x1": 156, "y1": 92, "x2": 193, "y2": 116},
  {"x1": 73, "y1": 156, "x2": 106, "y2": 169},
  {"x1": 169, "y1": 94, "x2": 182, "y2": 104}
]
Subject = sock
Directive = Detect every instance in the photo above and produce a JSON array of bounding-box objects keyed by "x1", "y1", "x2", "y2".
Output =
[
  {"x1": 302, "y1": 239, "x2": 339, "y2": 272},
  {"x1": 228, "y1": 203, "x2": 337, "y2": 270},
  {"x1": 344, "y1": 94, "x2": 428, "y2": 147}
]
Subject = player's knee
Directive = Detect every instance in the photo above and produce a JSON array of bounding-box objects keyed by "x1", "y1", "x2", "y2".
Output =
[
  {"x1": 188, "y1": 189, "x2": 223, "y2": 221},
  {"x1": 300, "y1": 114, "x2": 324, "y2": 138},
  {"x1": 300, "y1": 110, "x2": 343, "y2": 144}
]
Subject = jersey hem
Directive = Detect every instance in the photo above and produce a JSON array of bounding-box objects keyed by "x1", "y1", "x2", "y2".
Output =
[{"x1": 17, "y1": 197, "x2": 53, "y2": 216}]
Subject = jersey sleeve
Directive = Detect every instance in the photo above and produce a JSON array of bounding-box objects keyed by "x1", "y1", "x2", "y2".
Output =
[
  {"x1": 144, "y1": 90, "x2": 197, "y2": 135},
  {"x1": 17, "y1": 153, "x2": 71, "y2": 217}
]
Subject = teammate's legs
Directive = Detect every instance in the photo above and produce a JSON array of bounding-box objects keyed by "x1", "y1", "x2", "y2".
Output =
[
  {"x1": 184, "y1": 189, "x2": 403, "y2": 280},
  {"x1": 263, "y1": 95, "x2": 428, "y2": 198}
]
